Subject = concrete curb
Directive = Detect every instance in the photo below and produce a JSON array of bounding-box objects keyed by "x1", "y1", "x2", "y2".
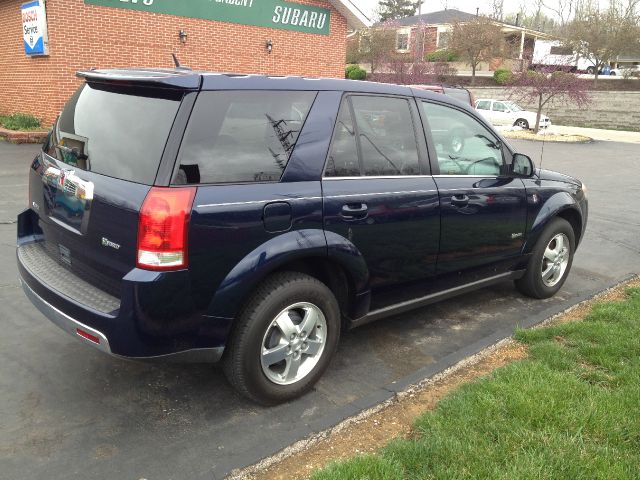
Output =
[{"x1": 0, "y1": 127, "x2": 47, "y2": 144}]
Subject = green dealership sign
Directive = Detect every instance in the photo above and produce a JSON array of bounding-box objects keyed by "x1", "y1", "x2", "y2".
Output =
[{"x1": 84, "y1": 0, "x2": 330, "y2": 35}]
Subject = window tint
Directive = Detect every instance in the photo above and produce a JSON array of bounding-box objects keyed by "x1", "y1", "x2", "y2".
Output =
[
  {"x1": 351, "y1": 96, "x2": 420, "y2": 176},
  {"x1": 47, "y1": 84, "x2": 181, "y2": 185},
  {"x1": 475, "y1": 100, "x2": 491, "y2": 110},
  {"x1": 325, "y1": 99, "x2": 360, "y2": 177},
  {"x1": 174, "y1": 91, "x2": 316, "y2": 184},
  {"x1": 421, "y1": 102, "x2": 504, "y2": 176}
]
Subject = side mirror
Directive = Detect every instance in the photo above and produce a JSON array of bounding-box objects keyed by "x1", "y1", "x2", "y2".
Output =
[{"x1": 511, "y1": 153, "x2": 535, "y2": 177}]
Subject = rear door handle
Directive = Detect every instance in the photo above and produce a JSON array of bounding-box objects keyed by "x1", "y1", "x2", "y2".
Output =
[
  {"x1": 451, "y1": 194, "x2": 469, "y2": 207},
  {"x1": 341, "y1": 203, "x2": 368, "y2": 219}
]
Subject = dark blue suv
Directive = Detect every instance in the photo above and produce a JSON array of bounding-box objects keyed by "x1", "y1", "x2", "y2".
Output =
[{"x1": 17, "y1": 69, "x2": 588, "y2": 404}]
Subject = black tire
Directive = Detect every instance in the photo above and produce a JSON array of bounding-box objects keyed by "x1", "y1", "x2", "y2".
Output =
[
  {"x1": 515, "y1": 217, "x2": 575, "y2": 299},
  {"x1": 514, "y1": 118, "x2": 529, "y2": 130},
  {"x1": 609, "y1": 71, "x2": 616, "y2": 76},
  {"x1": 586, "y1": 66, "x2": 596, "y2": 75},
  {"x1": 222, "y1": 271, "x2": 340, "y2": 405}
]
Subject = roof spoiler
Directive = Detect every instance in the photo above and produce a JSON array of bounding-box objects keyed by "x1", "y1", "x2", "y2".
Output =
[{"x1": 76, "y1": 68, "x2": 201, "y2": 90}]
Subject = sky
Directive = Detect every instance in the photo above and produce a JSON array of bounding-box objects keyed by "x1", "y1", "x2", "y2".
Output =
[
  {"x1": 353, "y1": 0, "x2": 524, "y2": 19},
  {"x1": 352, "y1": 0, "x2": 614, "y2": 21}
]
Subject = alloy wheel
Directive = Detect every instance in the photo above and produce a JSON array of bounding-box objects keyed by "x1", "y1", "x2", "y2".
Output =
[
  {"x1": 260, "y1": 302, "x2": 327, "y2": 385},
  {"x1": 541, "y1": 233, "x2": 570, "y2": 287}
]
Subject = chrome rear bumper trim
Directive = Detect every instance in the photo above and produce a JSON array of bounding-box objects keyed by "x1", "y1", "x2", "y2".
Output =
[{"x1": 21, "y1": 279, "x2": 113, "y2": 354}]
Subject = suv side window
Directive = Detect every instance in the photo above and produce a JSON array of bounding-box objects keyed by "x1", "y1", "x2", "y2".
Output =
[
  {"x1": 325, "y1": 95, "x2": 421, "y2": 177},
  {"x1": 324, "y1": 98, "x2": 360, "y2": 177},
  {"x1": 174, "y1": 90, "x2": 316, "y2": 184},
  {"x1": 351, "y1": 95, "x2": 420, "y2": 176},
  {"x1": 475, "y1": 100, "x2": 491, "y2": 110},
  {"x1": 421, "y1": 102, "x2": 505, "y2": 176}
]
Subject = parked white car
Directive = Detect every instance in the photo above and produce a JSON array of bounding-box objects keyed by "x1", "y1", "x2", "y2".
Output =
[
  {"x1": 475, "y1": 99, "x2": 551, "y2": 130},
  {"x1": 609, "y1": 65, "x2": 640, "y2": 77}
]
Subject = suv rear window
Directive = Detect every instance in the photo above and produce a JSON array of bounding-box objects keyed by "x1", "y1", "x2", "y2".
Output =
[
  {"x1": 46, "y1": 83, "x2": 182, "y2": 185},
  {"x1": 174, "y1": 90, "x2": 316, "y2": 184}
]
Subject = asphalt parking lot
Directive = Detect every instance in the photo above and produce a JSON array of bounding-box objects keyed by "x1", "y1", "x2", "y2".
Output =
[{"x1": 1, "y1": 139, "x2": 639, "y2": 480}]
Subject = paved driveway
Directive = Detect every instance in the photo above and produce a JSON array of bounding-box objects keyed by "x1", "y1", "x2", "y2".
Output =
[{"x1": 1, "y1": 139, "x2": 638, "y2": 480}]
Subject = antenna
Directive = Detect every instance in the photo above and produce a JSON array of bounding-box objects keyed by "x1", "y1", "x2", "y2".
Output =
[
  {"x1": 171, "y1": 53, "x2": 192, "y2": 71},
  {"x1": 537, "y1": 106, "x2": 550, "y2": 181}
]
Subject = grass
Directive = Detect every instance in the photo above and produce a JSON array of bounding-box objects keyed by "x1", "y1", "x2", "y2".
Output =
[
  {"x1": 0, "y1": 113, "x2": 42, "y2": 131},
  {"x1": 312, "y1": 286, "x2": 640, "y2": 480}
]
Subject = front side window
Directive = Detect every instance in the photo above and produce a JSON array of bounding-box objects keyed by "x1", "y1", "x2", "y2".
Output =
[
  {"x1": 174, "y1": 90, "x2": 316, "y2": 184},
  {"x1": 475, "y1": 100, "x2": 491, "y2": 110},
  {"x1": 421, "y1": 102, "x2": 504, "y2": 176}
]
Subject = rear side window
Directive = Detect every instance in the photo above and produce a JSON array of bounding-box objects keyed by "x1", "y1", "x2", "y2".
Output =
[
  {"x1": 174, "y1": 91, "x2": 316, "y2": 184},
  {"x1": 47, "y1": 84, "x2": 182, "y2": 185},
  {"x1": 476, "y1": 100, "x2": 491, "y2": 110},
  {"x1": 325, "y1": 95, "x2": 420, "y2": 177}
]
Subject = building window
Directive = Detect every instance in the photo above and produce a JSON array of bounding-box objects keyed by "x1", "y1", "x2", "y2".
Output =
[
  {"x1": 396, "y1": 32, "x2": 409, "y2": 51},
  {"x1": 437, "y1": 30, "x2": 451, "y2": 49}
]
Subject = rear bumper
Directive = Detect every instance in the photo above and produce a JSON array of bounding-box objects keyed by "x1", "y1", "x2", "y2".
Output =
[
  {"x1": 18, "y1": 257, "x2": 226, "y2": 362},
  {"x1": 17, "y1": 207, "x2": 229, "y2": 362},
  {"x1": 21, "y1": 278, "x2": 113, "y2": 354}
]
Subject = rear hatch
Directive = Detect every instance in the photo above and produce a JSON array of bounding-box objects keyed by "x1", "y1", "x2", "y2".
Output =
[{"x1": 27, "y1": 80, "x2": 186, "y2": 299}]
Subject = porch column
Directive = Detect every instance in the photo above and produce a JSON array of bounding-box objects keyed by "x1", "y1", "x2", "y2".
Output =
[{"x1": 519, "y1": 30, "x2": 525, "y2": 60}]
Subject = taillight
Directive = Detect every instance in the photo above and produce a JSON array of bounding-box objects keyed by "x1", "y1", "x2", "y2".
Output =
[{"x1": 137, "y1": 187, "x2": 196, "y2": 271}]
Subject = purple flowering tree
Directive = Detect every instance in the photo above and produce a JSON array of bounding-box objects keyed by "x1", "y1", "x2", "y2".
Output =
[{"x1": 509, "y1": 69, "x2": 591, "y2": 133}]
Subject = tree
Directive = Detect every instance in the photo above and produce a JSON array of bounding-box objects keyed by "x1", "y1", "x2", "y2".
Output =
[
  {"x1": 377, "y1": 0, "x2": 419, "y2": 22},
  {"x1": 449, "y1": 17, "x2": 505, "y2": 84},
  {"x1": 356, "y1": 24, "x2": 398, "y2": 74},
  {"x1": 509, "y1": 69, "x2": 590, "y2": 132},
  {"x1": 563, "y1": 2, "x2": 640, "y2": 85}
]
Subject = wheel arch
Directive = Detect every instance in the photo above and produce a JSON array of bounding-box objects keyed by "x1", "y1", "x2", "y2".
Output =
[
  {"x1": 524, "y1": 192, "x2": 583, "y2": 254},
  {"x1": 206, "y1": 229, "x2": 370, "y2": 322}
]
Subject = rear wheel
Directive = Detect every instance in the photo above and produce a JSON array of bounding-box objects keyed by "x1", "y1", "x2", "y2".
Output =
[
  {"x1": 223, "y1": 272, "x2": 340, "y2": 404},
  {"x1": 586, "y1": 66, "x2": 596, "y2": 75},
  {"x1": 515, "y1": 217, "x2": 575, "y2": 299}
]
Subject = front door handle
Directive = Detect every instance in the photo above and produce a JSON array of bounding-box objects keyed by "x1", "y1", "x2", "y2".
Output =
[
  {"x1": 451, "y1": 194, "x2": 469, "y2": 207},
  {"x1": 341, "y1": 203, "x2": 368, "y2": 219}
]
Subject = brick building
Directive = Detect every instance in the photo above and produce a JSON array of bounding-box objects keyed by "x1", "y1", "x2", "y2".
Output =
[{"x1": 0, "y1": 0, "x2": 368, "y2": 126}]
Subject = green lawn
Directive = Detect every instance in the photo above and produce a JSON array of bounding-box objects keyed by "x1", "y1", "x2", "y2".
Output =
[{"x1": 313, "y1": 286, "x2": 640, "y2": 480}]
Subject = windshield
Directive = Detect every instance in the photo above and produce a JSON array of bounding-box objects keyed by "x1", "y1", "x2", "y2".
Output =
[
  {"x1": 46, "y1": 83, "x2": 182, "y2": 185},
  {"x1": 504, "y1": 101, "x2": 523, "y2": 112}
]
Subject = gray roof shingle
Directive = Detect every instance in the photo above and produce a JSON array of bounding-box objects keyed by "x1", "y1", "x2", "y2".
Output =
[{"x1": 395, "y1": 9, "x2": 477, "y2": 26}]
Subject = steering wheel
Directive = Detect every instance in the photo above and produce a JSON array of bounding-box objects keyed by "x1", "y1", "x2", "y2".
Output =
[{"x1": 463, "y1": 157, "x2": 502, "y2": 175}]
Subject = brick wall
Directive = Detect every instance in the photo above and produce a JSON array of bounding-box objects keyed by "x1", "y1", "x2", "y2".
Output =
[
  {"x1": 0, "y1": 0, "x2": 347, "y2": 126},
  {"x1": 469, "y1": 87, "x2": 640, "y2": 131}
]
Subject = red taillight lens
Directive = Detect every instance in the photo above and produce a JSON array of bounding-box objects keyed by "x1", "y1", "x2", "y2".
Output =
[{"x1": 137, "y1": 187, "x2": 196, "y2": 271}]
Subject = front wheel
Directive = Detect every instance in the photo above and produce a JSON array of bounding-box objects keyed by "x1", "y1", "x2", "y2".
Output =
[
  {"x1": 514, "y1": 118, "x2": 529, "y2": 130},
  {"x1": 223, "y1": 272, "x2": 340, "y2": 404},
  {"x1": 515, "y1": 217, "x2": 575, "y2": 299}
]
